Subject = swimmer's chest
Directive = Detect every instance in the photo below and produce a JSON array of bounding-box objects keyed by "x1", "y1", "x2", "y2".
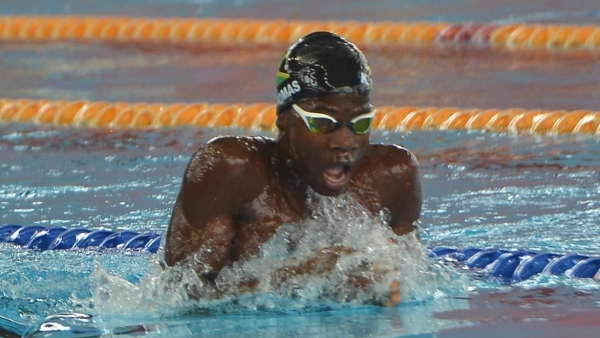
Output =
[
  {"x1": 233, "y1": 177, "x2": 384, "y2": 247},
  {"x1": 232, "y1": 186, "x2": 303, "y2": 256}
]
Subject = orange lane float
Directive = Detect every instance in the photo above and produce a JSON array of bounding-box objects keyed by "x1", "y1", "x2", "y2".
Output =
[
  {"x1": 1, "y1": 16, "x2": 600, "y2": 50},
  {"x1": 1, "y1": 98, "x2": 599, "y2": 135}
]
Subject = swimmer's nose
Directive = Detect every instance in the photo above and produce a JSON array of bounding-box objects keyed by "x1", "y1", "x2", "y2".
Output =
[{"x1": 330, "y1": 127, "x2": 359, "y2": 155}]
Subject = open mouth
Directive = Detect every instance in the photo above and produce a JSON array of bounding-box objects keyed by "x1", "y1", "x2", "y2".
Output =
[{"x1": 322, "y1": 164, "x2": 351, "y2": 190}]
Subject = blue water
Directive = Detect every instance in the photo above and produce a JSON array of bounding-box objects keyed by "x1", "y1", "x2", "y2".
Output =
[
  {"x1": 1, "y1": 125, "x2": 599, "y2": 336},
  {"x1": 2, "y1": 1, "x2": 600, "y2": 337}
]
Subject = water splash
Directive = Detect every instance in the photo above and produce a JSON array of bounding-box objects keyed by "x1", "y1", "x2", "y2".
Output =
[{"x1": 89, "y1": 191, "x2": 467, "y2": 318}]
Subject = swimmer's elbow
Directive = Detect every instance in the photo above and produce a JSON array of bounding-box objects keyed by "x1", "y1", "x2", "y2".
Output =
[{"x1": 391, "y1": 220, "x2": 418, "y2": 237}]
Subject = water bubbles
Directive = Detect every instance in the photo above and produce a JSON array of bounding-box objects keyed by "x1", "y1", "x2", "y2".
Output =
[{"x1": 86, "y1": 192, "x2": 466, "y2": 317}]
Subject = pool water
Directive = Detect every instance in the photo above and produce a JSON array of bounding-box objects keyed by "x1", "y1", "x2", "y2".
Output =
[
  {"x1": 2, "y1": 0, "x2": 600, "y2": 337},
  {"x1": 1, "y1": 126, "x2": 599, "y2": 337}
]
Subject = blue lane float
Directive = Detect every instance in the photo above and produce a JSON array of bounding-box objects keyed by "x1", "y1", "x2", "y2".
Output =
[
  {"x1": 1, "y1": 224, "x2": 600, "y2": 282},
  {"x1": 426, "y1": 246, "x2": 599, "y2": 282},
  {"x1": 0, "y1": 224, "x2": 161, "y2": 253}
]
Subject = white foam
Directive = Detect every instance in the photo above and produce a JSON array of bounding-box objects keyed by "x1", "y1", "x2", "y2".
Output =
[{"x1": 89, "y1": 191, "x2": 467, "y2": 316}]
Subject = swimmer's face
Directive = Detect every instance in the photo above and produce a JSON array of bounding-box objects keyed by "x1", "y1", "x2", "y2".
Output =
[{"x1": 278, "y1": 93, "x2": 372, "y2": 196}]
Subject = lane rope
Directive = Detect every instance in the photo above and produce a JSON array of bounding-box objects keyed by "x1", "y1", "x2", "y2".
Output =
[
  {"x1": 1, "y1": 16, "x2": 600, "y2": 51},
  {"x1": 1, "y1": 98, "x2": 599, "y2": 135},
  {"x1": 0, "y1": 224, "x2": 161, "y2": 253},
  {"x1": 431, "y1": 247, "x2": 600, "y2": 282},
  {"x1": 1, "y1": 224, "x2": 599, "y2": 281}
]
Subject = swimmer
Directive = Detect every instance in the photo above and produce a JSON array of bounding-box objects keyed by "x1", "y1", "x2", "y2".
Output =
[{"x1": 164, "y1": 31, "x2": 422, "y2": 306}]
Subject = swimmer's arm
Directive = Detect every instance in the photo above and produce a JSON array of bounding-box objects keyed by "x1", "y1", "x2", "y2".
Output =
[
  {"x1": 271, "y1": 246, "x2": 353, "y2": 282},
  {"x1": 165, "y1": 199, "x2": 235, "y2": 280},
  {"x1": 384, "y1": 147, "x2": 423, "y2": 237},
  {"x1": 164, "y1": 139, "x2": 259, "y2": 279},
  {"x1": 270, "y1": 246, "x2": 402, "y2": 306}
]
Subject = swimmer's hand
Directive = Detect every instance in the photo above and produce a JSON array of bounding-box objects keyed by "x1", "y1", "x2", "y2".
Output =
[
  {"x1": 348, "y1": 271, "x2": 401, "y2": 307},
  {"x1": 381, "y1": 280, "x2": 402, "y2": 307}
]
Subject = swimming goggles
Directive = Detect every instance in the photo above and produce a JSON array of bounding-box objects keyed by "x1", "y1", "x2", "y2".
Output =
[{"x1": 292, "y1": 104, "x2": 375, "y2": 135}]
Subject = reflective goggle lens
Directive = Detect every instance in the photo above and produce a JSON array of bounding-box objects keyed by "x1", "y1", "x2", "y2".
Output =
[
  {"x1": 307, "y1": 116, "x2": 336, "y2": 134},
  {"x1": 350, "y1": 116, "x2": 373, "y2": 134}
]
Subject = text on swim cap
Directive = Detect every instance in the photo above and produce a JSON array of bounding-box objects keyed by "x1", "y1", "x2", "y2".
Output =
[{"x1": 277, "y1": 80, "x2": 301, "y2": 103}]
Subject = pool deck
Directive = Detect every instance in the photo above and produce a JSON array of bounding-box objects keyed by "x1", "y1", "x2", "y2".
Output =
[
  {"x1": 439, "y1": 309, "x2": 600, "y2": 338},
  {"x1": 437, "y1": 286, "x2": 600, "y2": 338}
]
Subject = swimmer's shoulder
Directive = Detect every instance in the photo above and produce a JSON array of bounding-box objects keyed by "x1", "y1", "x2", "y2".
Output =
[
  {"x1": 365, "y1": 143, "x2": 419, "y2": 172},
  {"x1": 203, "y1": 135, "x2": 275, "y2": 157},
  {"x1": 364, "y1": 144, "x2": 422, "y2": 225},
  {"x1": 185, "y1": 136, "x2": 275, "y2": 183}
]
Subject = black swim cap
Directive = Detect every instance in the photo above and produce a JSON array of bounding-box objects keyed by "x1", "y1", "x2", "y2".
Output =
[{"x1": 276, "y1": 31, "x2": 372, "y2": 114}]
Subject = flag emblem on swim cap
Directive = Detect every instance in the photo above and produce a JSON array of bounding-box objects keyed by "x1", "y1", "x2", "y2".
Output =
[
  {"x1": 276, "y1": 71, "x2": 290, "y2": 87},
  {"x1": 275, "y1": 31, "x2": 372, "y2": 113}
]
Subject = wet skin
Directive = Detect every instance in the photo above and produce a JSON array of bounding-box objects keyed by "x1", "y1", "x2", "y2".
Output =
[{"x1": 164, "y1": 93, "x2": 422, "y2": 305}]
